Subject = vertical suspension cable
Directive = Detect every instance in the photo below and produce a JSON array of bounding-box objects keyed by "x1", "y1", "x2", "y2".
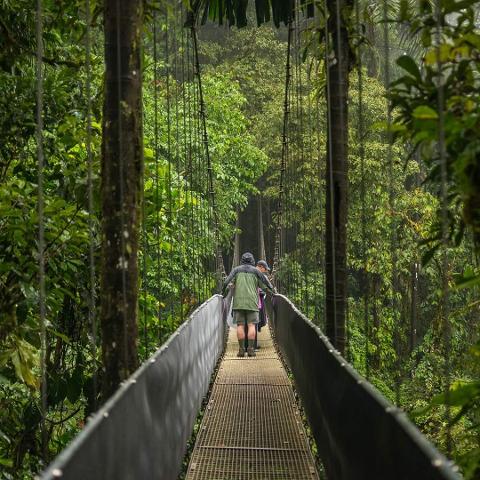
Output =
[
  {"x1": 140, "y1": 14, "x2": 149, "y2": 361},
  {"x1": 314, "y1": 75, "x2": 326, "y2": 327},
  {"x1": 171, "y1": 2, "x2": 180, "y2": 323},
  {"x1": 191, "y1": 54, "x2": 203, "y2": 299},
  {"x1": 170, "y1": 3, "x2": 183, "y2": 320},
  {"x1": 85, "y1": 0, "x2": 98, "y2": 402},
  {"x1": 382, "y1": 0, "x2": 401, "y2": 406},
  {"x1": 141, "y1": 160, "x2": 148, "y2": 360},
  {"x1": 285, "y1": 60, "x2": 292, "y2": 294},
  {"x1": 160, "y1": 8, "x2": 172, "y2": 340},
  {"x1": 153, "y1": 9, "x2": 161, "y2": 345},
  {"x1": 179, "y1": 17, "x2": 188, "y2": 321},
  {"x1": 334, "y1": 0, "x2": 348, "y2": 353},
  {"x1": 324, "y1": 0, "x2": 338, "y2": 344},
  {"x1": 150, "y1": 8, "x2": 162, "y2": 357},
  {"x1": 35, "y1": 0, "x2": 47, "y2": 459},
  {"x1": 355, "y1": 0, "x2": 370, "y2": 379},
  {"x1": 187, "y1": 38, "x2": 199, "y2": 302},
  {"x1": 434, "y1": 0, "x2": 451, "y2": 454},
  {"x1": 192, "y1": 48, "x2": 205, "y2": 299},
  {"x1": 272, "y1": 19, "x2": 293, "y2": 291},
  {"x1": 305, "y1": 63, "x2": 315, "y2": 319},
  {"x1": 192, "y1": 24, "x2": 226, "y2": 290},
  {"x1": 114, "y1": 0, "x2": 129, "y2": 377},
  {"x1": 293, "y1": 4, "x2": 301, "y2": 303},
  {"x1": 296, "y1": 2, "x2": 309, "y2": 313}
]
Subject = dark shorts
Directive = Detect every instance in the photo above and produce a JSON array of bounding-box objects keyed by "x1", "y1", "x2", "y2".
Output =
[{"x1": 233, "y1": 310, "x2": 258, "y2": 325}]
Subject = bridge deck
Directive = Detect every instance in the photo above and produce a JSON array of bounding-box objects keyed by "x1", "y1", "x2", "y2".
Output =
[{"x1": 186, "y1": 326, "x2": 319, "y2": 480}]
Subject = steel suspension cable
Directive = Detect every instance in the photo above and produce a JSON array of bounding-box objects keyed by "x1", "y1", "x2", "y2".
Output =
[
  {"x1": 85, "y1": 0, "x2": 98, "y2": 400},
  {"x1": 382, "y1": 0, "x2": 401, "y2": 406},
  {"x1": 191, "y1": 24, "x2": 226, "y2": 289},
  {"x1": 355, "y1": 0, "x2": 370, "y2": 379},
  {"x1": 286, "y1": 19, "x2": 295, "y2": 297},
  {"x1": 434, "y1": 0, "x2": 452, "y2": 454},
  {"x1": 305, "y1": 62, "x2": 315, "y2": 319},
  {"x1": 272, "y1": 20, "x2": 293, "y2": 290},
  {"x1": 334, "y1": 0, "x2": 348, "y2": 353},
  {"x1": 324, "y1": 0, "x2": 338, "y2": 346},
  {"x1": 171, "y1": 3, "x2": 180, "y2": 323},
  {"x1": 292, "y1": 6, "x2": 302, "y2": 303},
  {"x1": 165, "y1": 8, "x2": 174, "y2": 326},
  {"x1": 191, "y1": 52, "x2": 204, "y2": 298},
  {"x1": 187, "y1": 38, "x2": 200, "y2": 302},
  {"x1": 153, "y1": 8, "x2": 161, "y2": 346},
  {"x1": 285, "y1": 58, "x2": 293, "y2": 294},
  {"x1": 296, "y1": 4, "x2": 309, "y2": 314},
  {"x1": 114, "y1": 0, "x2": 129, "y2": 376},
  {"x1": 179, "y1": 17, "x2": 188, "y2": 321},
  {"x1": 141, "y1": 11, "x2": 153, "y2": 361},
  {"x1": 160, "y1": 8, "x2": 173, "y2": 340},
  {"x1": 194, "y1": 72, "x2": 207, "y2": 298},
  {"x1": 35, "y1": 0, "x2": 47, "y2": 459},
  {"x1": 314, "y1": 77, "x2": 326, "y2": 328}
]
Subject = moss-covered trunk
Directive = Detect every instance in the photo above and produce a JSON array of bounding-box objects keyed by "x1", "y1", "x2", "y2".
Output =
[
  {"x1": 101, "y1": 0, "x2": 143, "y2": 398},
  {"x1": 325, "y1": 0, "x2": 352, "y2": 355}
]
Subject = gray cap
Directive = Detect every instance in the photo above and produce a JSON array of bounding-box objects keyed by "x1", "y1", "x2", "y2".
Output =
[{"x1": 256, "y1": 260, "x2": 270, "y2": 271}]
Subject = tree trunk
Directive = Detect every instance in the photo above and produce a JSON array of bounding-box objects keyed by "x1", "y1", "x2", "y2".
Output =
[
  {"x1": 365, "y1": 6, "x2": 377, "y2": 78},
  {"x1": 325, "y1": 0, "x2": 352, "y2": 355},
  {"x1": 371, "y1": 273, "x2": 381, "y2": 369},
  {"x1": 258, "y1": 195, "x2": 266, "y2": 261},
  {"x1": 101, "y1": 0, "x2": 143, "y2": 398},
  {"x1": 409, "y1": 262, "x2": 418, "y2": 353}
]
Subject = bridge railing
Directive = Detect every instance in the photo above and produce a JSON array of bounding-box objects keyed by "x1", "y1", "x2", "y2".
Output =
[
  {"x1": 41, "y1": 294, "x2": 227, "y2": 480},
  {"x1": 269, "y1": 294, "x2": 461, "y2": 480}
]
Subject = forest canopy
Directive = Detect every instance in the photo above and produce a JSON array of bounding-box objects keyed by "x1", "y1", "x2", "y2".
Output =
[{"x1": 1, "y1": 0, "x2": 480, "y2": 478}]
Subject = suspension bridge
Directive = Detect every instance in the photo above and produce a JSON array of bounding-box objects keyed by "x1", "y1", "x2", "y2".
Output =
[{"x1": 20, "y1": 0, "x2": 465, "y2": 479}]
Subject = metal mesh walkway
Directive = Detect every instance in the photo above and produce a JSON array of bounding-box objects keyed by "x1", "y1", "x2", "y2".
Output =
[{"x1": 185, "y1": 326, "x2": 319, "y2": 480}]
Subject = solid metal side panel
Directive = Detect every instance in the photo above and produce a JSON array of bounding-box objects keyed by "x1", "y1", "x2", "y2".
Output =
[
  {"x1": 41, "y1": 295, "x2": 226, "y2": 480},
  {"x1": 269, "y1": 295, "x2": 460, "y2": 480}
]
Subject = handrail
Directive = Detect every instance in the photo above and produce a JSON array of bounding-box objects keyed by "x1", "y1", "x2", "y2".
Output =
[
  {"x1": 41, "y1": 295, "x2": 227, "y2": 480},
  {"x1": 269, "y1": 294, "x2": 461, "y2": 480}
]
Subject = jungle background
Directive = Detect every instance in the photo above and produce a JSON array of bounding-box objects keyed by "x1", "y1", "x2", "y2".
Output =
[{"x1": 1, "y1": 0, "x2": 480, "y2": 478}]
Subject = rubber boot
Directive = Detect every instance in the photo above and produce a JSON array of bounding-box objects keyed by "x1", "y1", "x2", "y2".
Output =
[
  {"x1": 247, "y1": 339, "x2": 256, "y2": 357},
  {"x1": 237, "y1": 339, "x2": 245, "y2": 357}
]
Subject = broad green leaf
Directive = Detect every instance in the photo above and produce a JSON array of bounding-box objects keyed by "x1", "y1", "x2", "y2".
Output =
[
  {"x1": 412, "y1": 106, "x2": 439, "y2": 120},
  {"x1": 396, "y1": 55, "x2": 422, "y2": 82}
]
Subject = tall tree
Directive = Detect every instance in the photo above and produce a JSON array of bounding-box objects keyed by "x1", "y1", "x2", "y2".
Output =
[
  {"x1": 325, "y1": 0, "x2": 353, "y2": 354},
  {"x1": 101, "y1": 0, "x2": 143, "y2": 397}
]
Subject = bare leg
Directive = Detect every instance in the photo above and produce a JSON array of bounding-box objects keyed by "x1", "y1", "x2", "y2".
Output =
[
  {"x1": 247, "y1": 323, "x2": 256, "y2": 340},
  {"x1": 237, "y1": 323, "x2": 246, "y2": 341},
  {"x1": 237, "y1": 321, "x2": 246, "y2": 357}
]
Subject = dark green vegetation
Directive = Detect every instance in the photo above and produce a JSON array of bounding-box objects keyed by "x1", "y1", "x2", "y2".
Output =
[{"x1": 0, "y1": 0, "x2": 479, "y2": 478}]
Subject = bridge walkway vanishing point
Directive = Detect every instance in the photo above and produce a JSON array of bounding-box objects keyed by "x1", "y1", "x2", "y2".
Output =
[{"x1": 186, "y1": 326, "x2": 319, "y2": 480}]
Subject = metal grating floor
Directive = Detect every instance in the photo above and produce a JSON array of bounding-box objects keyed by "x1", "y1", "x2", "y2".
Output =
[{"x1": 185, "y1": 327, "x2": 319, "y2": 480}]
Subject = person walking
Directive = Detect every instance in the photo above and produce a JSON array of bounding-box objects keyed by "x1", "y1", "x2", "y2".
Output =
[
  {"x1": 223, "y1": 252, "x2": 274, "y2": 357},
  {"x1": 255, "y1": 260, "x2": 271, "y2": 349}
]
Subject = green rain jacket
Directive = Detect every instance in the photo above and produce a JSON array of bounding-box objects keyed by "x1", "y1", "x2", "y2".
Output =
[{"x1": 222, "y1": 253, "x2": 274, "y2": 311}]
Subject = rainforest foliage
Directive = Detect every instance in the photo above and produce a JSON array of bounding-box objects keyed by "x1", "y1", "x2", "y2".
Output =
[{"x1": 0, "y1": 0, "x2": 479, "y2": 478}]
